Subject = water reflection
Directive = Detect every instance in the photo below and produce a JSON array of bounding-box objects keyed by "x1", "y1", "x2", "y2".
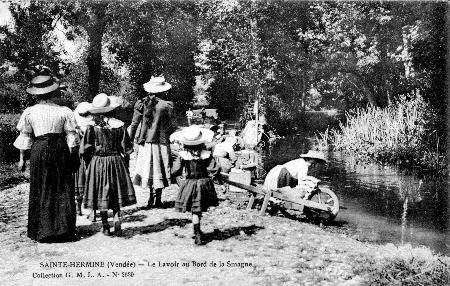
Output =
[{"x1": 261, "y1": 136, "x2": 448, "y2": 254}]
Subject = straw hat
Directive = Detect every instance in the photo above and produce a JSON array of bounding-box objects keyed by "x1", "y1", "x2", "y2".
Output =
[
  {"x1": 143, "y1": 76, "x2": 172, "y2": 94},
  {"x1": 171, "y1": 126, "x2": 214, "y2": 144},
  {"x1": 74, "y1": 102, "x2": 93, "y2": 127},
  {"x1": 180, "y1": 125, "x2": 212, "y2": 146},
  {"x1": 26, "y1": 74, "x2": 60, "y2": 95},
  {"x1": 87, "y1": 93, "x2": 122, "y2": 114},
  {"x1": 299, "y1": 150, "x2": 327, "y2": 163}
]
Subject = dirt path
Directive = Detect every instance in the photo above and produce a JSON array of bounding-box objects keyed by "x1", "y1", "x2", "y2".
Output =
[{"x1": 0, "y1": 155, "x2": 445, "y2": 286}]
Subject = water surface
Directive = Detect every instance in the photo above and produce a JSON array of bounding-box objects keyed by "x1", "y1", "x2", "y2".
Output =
[{"x1": 261, "y1": 136, "x2": 449, "y2": 255}]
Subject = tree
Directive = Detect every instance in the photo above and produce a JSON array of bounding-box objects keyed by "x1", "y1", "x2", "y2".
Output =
[{"x1": 108, "y1": 0, "x2": 198, "y2": 110}]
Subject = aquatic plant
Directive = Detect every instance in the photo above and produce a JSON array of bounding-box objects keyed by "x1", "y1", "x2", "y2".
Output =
[{"x1": 316, "y1": 94, "x2": 447, "y2": 174}]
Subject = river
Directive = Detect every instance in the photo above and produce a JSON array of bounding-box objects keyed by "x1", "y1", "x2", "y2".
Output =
[{"x1": 260, "y1": 135, "x2": 449, "y2": 255}]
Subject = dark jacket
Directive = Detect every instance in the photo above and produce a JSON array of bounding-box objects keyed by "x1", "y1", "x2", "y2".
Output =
[{"x1": 128, "y1": 96, "x2": 175, "y2": 145}]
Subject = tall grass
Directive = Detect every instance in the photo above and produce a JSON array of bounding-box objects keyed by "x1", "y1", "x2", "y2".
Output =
[
  {"x1": 363, "y1": 245, "x2": 450, "y2": 286},
  {"x1": 315, "y1": 94, "x2": 447, "y2": 173}
]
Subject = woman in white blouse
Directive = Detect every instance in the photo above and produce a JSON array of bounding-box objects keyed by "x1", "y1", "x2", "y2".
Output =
[
  {"x1": 263, "y1": 150, "x2": 327, "y2": 193},
  {"x1": 212, "y1": 136, "x2": 237, "y2": 173},
  {"x1": 14, "y1": 71, "x2": 80, "y2": 242}
]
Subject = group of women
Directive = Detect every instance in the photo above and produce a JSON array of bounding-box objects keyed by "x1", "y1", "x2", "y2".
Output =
[
  {"x1": 14, "y1": 69, "x2": 327, "y2": 246},
  {"x1": 14, "y1": 71, "x2": 218, "y2": 245}
]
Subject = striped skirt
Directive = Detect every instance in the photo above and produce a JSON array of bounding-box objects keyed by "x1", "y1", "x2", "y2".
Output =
[{"x1": 133, "y1": 143, "x2": 171, "y2": 189}]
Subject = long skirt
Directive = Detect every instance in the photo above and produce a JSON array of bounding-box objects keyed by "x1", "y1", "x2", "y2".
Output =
[
  {"x1": 28, "y1": 134, "x2": 76, "y2": 241},
  {"x1": 133, "y1": 143, "x2": 171, "y2": 190},
  {"x1": 175, "y1": 178, "x2": 218, "y2": 213},
  {"x1": 74, "y1": 156, "x2": 88, "y2": 200},
  {"x1": 263, "y1": 165, "x2": 298, "y2": 190},
  {"x1": 84, "y1": 155, "x2": 136, "y2": 211}
]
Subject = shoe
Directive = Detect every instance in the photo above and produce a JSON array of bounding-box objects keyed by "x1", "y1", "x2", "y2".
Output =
[
  {"x1": 193, "y1": 224, "x2": 204, "y2": 245},
  {"x1": 147, "y1": 192, "x2": 155, "y2": 208},
  {"x1": 77, "y1": 203, "x2": 82, "y2": 216},
  {"x1": 114, "y1": 221, "x2": 123, "y2": 237},
  {"x1": 154, "y1": 189, "x2": 163, "y2": 208},
  {"x1": 68, "y1": 233, "x2": 80, "y2": 242},
  {"x1": 102, "y1": 226, "x2": 111, "y2": 236}
]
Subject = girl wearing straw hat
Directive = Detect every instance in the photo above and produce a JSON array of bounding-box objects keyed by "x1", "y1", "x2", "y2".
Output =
[
  {"x1": 73, "y1": 102, "x2": 94, "y2": 217},
  {"x1": 263, "y1": 150, "x2": 327, "y2": 195},
  {"x1": 171, "y1": 125, "x2": 219, "y2": 245},
  {"x1": 81, "y1": 93, "x2": 136, "y2": 236},
  {"x1": 128, "y1": 76, "x2": 176, "y2": 208},
  {"x1": 14, "y1": 70, "x2": 79, "y2": 242}
]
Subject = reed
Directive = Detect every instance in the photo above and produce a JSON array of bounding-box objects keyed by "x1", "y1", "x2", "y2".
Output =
[{"x1": 316, "y1": 94, "x2": 447, "y2": 173}]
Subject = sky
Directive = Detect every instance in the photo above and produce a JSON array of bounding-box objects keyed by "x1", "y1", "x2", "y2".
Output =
[{"x1": 0, "y1": 2, "x2": 12, "y2": 26}]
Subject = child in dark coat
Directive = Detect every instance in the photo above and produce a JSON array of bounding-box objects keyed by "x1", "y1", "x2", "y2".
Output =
[
  {"x1": 81, "y1": 93, "x2": 136, "y2": 236},
  {"x1": 171, "y1": 126, "x2": 219, "y2": 245}
]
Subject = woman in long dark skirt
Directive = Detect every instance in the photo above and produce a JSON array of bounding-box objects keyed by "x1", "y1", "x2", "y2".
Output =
[{"x1": 14, "y1": 71, "x2": 79, "y2": 242}]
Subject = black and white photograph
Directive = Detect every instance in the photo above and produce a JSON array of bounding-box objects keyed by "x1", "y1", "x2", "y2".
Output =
[{"x1": 0, "y1": 0, "x2": 448, "y2": 285}]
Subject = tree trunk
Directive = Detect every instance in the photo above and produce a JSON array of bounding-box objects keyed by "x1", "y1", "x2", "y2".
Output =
[{"x1": 84, "y1": 3, "x2": 108, "y2": 99}]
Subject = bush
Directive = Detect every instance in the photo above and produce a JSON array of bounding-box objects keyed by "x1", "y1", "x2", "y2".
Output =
[
  {"x1": 364, "y1": 245, "x2": 450, "y2": 286},
  {"x1": 0, "y1": 113, "x2": 20, "y2": 163},
  {"x1": 316, "y1": 93, "x2": 447, "y2": 174}
]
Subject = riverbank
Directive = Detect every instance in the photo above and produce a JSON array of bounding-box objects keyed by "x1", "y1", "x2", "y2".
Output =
[
  {"x1": 0, "y1": 182, "x2": 448, "y2": 285},
  {"x1": 315, "y1": 95, "x2": 447, "y2": 175}
]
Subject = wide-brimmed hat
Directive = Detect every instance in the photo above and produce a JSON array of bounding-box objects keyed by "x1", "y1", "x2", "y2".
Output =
[
  {"x1": 87, "y1": 93, "x2": 122, "y2": 114},
  {"x1": 179, "y1": 125, "x2": 213, "y2": 146},
  {"x1": 171, "y1": 126, "x2": 214, "y2": 144},
  {"x1": 143, "y1": 76, "x2": 172, "y2": 93},
  {"x1": 74, "y1": 102, "x2": 94, "y2": 127},
  {"x1": 299, "y1": 150, "x2": 327, "y2": 163},
  {"x1": 26, "y1": 74, "x2": 60, "y2": 95}
]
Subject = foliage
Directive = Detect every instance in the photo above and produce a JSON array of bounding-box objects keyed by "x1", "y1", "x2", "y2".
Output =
[
  {"x1": 0, "y1": 71, "x2": 30, "y2": 112},
  {"x1": 362, "y1": 245, "x2": 450, "y2": 286},
  {"x1": 107, "y1": 0, "x2": 197, "y2": 111},
  {"x1": 0, "y1": 113, "x2": 20, "y2": 163},
  {"x1": 0, "y1": 0, "x2": 446, "y2": 142},
  {"x1": 316, "y1": 93, "x2": 446, "y2": 173},
  {"x1": 0, "y1": 0, "x2": 65, "y2": 72},
  {"x1": 207, "y1": 75, "x2": 243, "y2": 120},
  {"x1": 200, "y1": 1, "x2": 446, "y2": 136}
]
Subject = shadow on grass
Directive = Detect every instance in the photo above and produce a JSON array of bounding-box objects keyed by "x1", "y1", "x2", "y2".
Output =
[
  {"x1": 122, "y1": 206, "x2": 147, "y2": 216},
  {"x1": 0, "y1": 176, "x2": 29, "y2": 190},
  {"x1": 139, "y1": 200, "x2": 175, "y2": 210},
  {"x1": 202, "y1": 225, "x2": 264, "y2": 244},
  {"x1": 122, "y1": 214, "x2": 147, "y2": 223},
  {"x1": 122, "y1": 218, "x2": 191, "y2": 239},
  {"x1": 76, "y1": 214, "x2": 149, "y2": 239},
  {"x1": 77, "y1": 222, "x2": 102, "y2": 239}
]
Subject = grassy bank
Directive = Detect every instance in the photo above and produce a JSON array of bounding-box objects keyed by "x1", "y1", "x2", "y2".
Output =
[
  {"x1": 359, "y1": 244, "x2": 449, "y2": 285},
  {"x1": 0, "y1": 182, "x2": 448, "y2": 285},
  {"x1": 315, "y1": 94, "x2": 446, "y2": 174}
]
